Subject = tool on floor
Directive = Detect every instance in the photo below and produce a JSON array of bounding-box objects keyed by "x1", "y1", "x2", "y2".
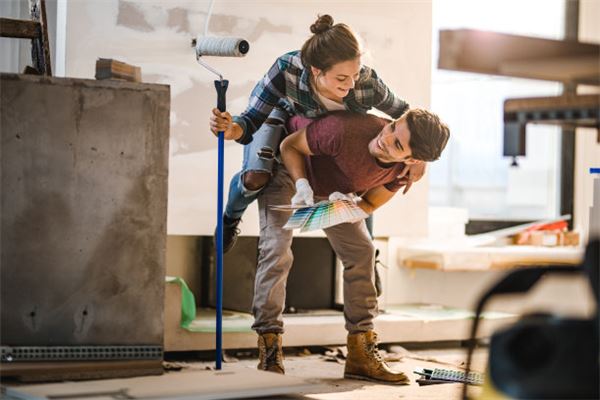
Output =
[
  {"x1": 194, "y1": 35, "x2": 249, "y2": 370},
  {"x1": 413, "y1": 367, "x2": 484, "y2": 386}
]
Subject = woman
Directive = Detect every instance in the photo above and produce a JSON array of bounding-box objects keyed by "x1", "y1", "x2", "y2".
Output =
[{"x1": 209, "y1": 14, "x2": 423, "y2": 252}]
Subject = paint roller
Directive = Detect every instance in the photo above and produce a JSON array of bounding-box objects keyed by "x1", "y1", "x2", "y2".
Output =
[
  {"x1": 193, "y1": 35, "x2": 249, "y2": 370},
  {"x1": 195, "y1": 36, "x2": 249, "y2": 59}
]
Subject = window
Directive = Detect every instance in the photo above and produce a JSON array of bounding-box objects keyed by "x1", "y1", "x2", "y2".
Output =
[{"x1": 430, "y1": 0, "x2": 566, "y2": 221}]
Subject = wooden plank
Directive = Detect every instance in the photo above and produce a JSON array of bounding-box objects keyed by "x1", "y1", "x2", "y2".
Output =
[
  {"x1": 438, "y1": 29, "x2": 600, "y2": 84},
  {"x1": 0, "y1": 360, "x2": 163, "y2": 382},
  {"x1": 39, "y1": 0, "x2": 52, "y2": 76},
  {"x1": 5, "y1": 368, "x2": 317, "y2": 400},
  {"x1": 0, "y1": 18, "x2": 40, "y2": 39},
  {"x1": 504, "y1": 94, "x2": 600, "y2": 112},
  {"x1": 401, "y1": 246, "x2": 583, "y2": 272}
]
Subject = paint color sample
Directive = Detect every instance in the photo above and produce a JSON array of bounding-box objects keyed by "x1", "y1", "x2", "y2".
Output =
[{"x1": 279, "y1": 200, "x2": 366, "y2": 232}]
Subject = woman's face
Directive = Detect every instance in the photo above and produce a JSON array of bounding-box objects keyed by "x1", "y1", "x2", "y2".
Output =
[{"x1": 311, "y1": 57, "x2": 361, "y2": 100}]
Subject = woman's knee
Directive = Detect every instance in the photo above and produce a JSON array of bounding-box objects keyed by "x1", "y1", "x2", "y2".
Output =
[{"x1": 243, "y1": 171, "x2": 271, "y2": 191}]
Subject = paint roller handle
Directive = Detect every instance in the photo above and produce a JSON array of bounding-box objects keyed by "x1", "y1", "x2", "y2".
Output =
[
  {"x1": 214, "y1": 78, "x2": 229, "y2": 370},
  {"x1": 214, "y1": 80, "x2": 229, "y2": 113}
]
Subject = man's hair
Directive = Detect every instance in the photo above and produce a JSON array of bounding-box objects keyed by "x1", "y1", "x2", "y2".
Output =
[{"x1": 405, "y1": 108, "x2": 450, "y2": 162}]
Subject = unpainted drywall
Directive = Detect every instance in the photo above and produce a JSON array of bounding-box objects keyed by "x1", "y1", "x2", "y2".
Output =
[{"x1": 60, "y1": 0, "x2": 433, "y2": 237}]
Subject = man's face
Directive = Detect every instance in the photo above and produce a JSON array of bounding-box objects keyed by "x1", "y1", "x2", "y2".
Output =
[{"x1": 368, "y1": 116, "x2": 418, "y2": 164}]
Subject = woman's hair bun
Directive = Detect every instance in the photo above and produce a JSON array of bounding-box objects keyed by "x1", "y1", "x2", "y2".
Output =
[{"x1": 310, "y1": 14, "x2": 334, "y2": 34}]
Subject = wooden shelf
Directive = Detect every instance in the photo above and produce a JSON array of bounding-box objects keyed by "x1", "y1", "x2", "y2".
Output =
[
  {"x1": 505, "y1": 94, "x2": 600, "y2": 113},
  {"x1": 399, "y1": 245, "x2": 584, "y2": 272},
  {"x1": 438, "y1": 29, "x2": 600, "y2": 85}
]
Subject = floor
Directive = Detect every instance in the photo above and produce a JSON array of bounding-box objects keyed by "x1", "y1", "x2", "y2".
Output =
[{"x1": 165, "y1": 344, "x2": 488, "y2": 399}]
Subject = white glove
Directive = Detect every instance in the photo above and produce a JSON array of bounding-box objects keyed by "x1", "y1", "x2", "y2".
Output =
[
  {"x1": 328, "y1": 191, "x2": 359, "y2": 204},
  {"x1": 291, "y1": 178, "x2": 314, "y2": 206}
]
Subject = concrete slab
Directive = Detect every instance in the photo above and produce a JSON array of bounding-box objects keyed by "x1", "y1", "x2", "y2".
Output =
[{"x1": 1, "y1": 73, "x2": 170, "y2": 348}]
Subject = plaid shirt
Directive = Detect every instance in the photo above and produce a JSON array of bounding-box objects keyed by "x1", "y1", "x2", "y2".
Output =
[{"x1": 233, "y1": 50, "x2": 409, "y2": 144}]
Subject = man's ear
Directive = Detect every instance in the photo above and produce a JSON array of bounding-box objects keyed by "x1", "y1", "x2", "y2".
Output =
[
  {"x1": 310, "y1": 66, "x2": 322, "y2": 77},
  {"x1": 404, "y1": 158, "x2": 421, "y2": 165}
]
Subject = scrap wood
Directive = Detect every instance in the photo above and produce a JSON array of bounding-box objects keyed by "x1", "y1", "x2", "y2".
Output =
[
  {"x1": 320, "y1": 345, "x2": 406, "y2": 364},
  {"x1": 222, "y1": 352, "x2": 239, "y2": 363},
  {"x1": 388, "y1": 345, "x2": 467, "y2": 370},
  {"x1": 321, "y1": 346, "x2": 347, "y2": 364},
  {"x1": 162, "y1": 361, "x2": 186, "y2": 372},
  {"x1": 297, "y1": 348, "x2": 312, "y2": 357},
  {"x1": 467, "y1": 214, "x2": 572, "y2": 247}
]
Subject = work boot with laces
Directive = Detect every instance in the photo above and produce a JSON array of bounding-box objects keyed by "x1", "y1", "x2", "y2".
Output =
[
  {"x1": 257, "y1": 332, "x2": 285, "y2": 374},
  {"x1": 216, "y1": 216, "x2": 241, "y2": 253},
  {"x1": 344, "y1": 330, "x2": 410, "y2": 384}
]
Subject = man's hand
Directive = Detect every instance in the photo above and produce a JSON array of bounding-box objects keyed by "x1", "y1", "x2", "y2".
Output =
[
  {"x1": 328, "y1": 192, "x2": 359, "y2": 204},
  {"x1": 291, "y1": 178, "x2": 314, "y2": 206},
  {"x1": 397, "y1": 161, "x2": 427, "y2": 194},
  {"x1": 209, "y1": 108, "x2": 242, "y2": 140}
]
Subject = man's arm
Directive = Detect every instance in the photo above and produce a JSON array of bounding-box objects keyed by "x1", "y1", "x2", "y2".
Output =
[
  {"x1": 357, "y1": 184, "x2": 397, "y2": 215},
  {"x1": 280, "y1": 128, "x2": 317, "y2": 206},
  {"x1": 280, "y1": 128, "x2": 314, "y2": 181}
]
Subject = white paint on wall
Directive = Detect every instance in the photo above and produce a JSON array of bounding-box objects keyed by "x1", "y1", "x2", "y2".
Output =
[{"x1": 55, "y1": 0, "x2": 68, "y2": 76}]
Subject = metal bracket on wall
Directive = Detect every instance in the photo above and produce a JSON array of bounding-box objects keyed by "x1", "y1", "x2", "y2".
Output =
[
  {"x1": 0, "y1": 345, "x2": 163, "y2": 362},
  {"x1": 503, "y1": 94, "x2": 600, "y2": 159}
]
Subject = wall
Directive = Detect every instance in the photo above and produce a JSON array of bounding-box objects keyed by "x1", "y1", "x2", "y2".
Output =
[
  {"x1": 165, "y1": 235, "x2": 201, "y2": 297},
  {"x1": 59, "y1": 0, "x2": 433, "y2": 238},
  {"x1": 574, "y1": 0, "x2": 600, "y2": 244}
]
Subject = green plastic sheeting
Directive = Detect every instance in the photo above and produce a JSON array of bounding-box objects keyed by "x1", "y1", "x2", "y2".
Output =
[
  {"x1": 165, "y1": 276, "x2": 254, "y2": 333},
  {"x1": 165, "y1": 276, "x2": 196, "y2": 328}
]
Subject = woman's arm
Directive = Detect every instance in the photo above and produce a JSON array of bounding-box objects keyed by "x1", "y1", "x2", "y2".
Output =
[
  {"x1": 232, "y1": 58, "x2": 288, "y2": 144},
  {"x1": 369, "y1": 68, "x2": 410, "y2": 119}
]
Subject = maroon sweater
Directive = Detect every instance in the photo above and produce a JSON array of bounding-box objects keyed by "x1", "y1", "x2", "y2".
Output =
[{"x1": 287, "y1": 112, "x2": 406, "y2": 197}]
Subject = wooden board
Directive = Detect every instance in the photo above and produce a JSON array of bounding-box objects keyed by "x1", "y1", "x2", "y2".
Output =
[
  {"x1": 4, "y1": 368, "x2": 317, "y2": 400},
  {"x1": 0, "y1": 18, "x2": 40, "y2": 39},
  {"x1": 438, "y1": 29, "x2": 600, "y2": 84},
  {"x1": 0, "y1": 360, "x2": 163, "y2": 383},
  {"x1": 504, "y1": 94, "x2": 600, "y2": 112},
  {"x1": 399, "y1": 245, "x2": 583, "y2": 271}
]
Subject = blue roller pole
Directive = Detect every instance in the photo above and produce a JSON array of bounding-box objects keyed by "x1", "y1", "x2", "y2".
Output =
[
  {"x1": 214, "y1": 79, "x2": 228, "y2": 370},
  {"x1": 215, "y1": 130, "x2": 224, "y2": 370}
]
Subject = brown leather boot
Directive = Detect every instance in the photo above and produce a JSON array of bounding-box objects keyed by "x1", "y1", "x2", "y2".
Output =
[
  {"x1": 344, "y1": 330, "x2": 410, "y2": 385},
  {"x1": 257, "y1": 332, "x2": 285, "y2": 374}
]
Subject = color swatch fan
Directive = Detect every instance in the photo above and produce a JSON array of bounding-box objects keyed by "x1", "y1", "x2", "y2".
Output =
[{"x1": 273, "y1": 200, "x2": 366, "y2": 232}]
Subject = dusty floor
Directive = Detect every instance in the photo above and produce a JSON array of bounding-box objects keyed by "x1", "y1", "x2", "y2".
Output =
[{"x1": 165, "y1": 345, "x2": 488, "y2": 399}]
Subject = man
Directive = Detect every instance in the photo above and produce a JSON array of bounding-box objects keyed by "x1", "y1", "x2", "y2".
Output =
[{"x1": 252, "y1": 109, "x2": 450, "y2": 384}]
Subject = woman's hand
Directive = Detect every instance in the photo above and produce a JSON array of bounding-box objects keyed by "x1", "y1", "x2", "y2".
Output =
[
  {"x1": 209, "y1": 108, "x2": 242, "y2": 140},
  {"x1": 397, "y1": 161, "x2": 427, "y2": 194}
]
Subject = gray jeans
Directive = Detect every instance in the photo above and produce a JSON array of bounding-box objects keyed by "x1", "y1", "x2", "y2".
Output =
[{"x1": 251, "y1": 164, "x2": 379, "y2": 334}]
